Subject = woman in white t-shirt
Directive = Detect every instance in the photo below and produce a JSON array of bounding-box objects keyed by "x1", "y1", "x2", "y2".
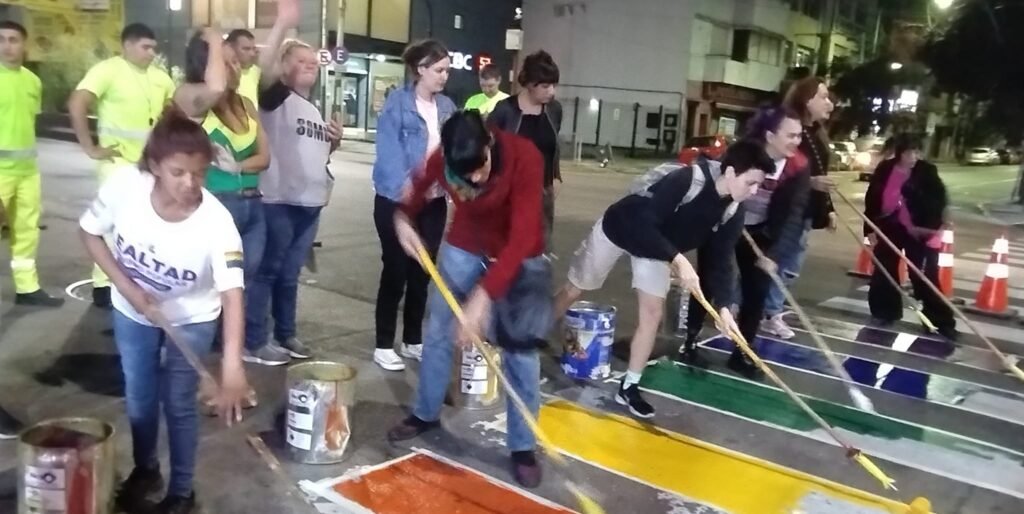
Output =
[{"x1": 79, "y1": 108, "x2": 250, "y2": 514}]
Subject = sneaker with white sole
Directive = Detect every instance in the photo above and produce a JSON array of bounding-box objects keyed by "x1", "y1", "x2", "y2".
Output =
[
  {"x1": 374, "y1": 349, "x2": 406, "y2": 371},
  {"x1": 279, "y1": 337, "x2": 311, "y2": 359},
  {"x1": 760, "y1": 314, "x2": 795, "y2": 340},
  {"x1": 399, "y1": 343, "x2": 423, "y2": 361},
  {"x1": 242, "y1": 344, "x2": 291, "y2": 366}
]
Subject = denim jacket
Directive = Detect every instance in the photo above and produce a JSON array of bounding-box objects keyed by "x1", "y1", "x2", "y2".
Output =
[{"x1": 372, "y1": 84, "x2": 457, "y2": 201}]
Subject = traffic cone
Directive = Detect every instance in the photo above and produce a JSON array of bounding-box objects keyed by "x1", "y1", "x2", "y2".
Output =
[
  {"x1": 847, "y1": 236, "x2": 874, "y2": 278},
  {"x1": 966, "y1": 234, "x2": 1016, "y2": 319},
  {"x1": 937, "y1": 227, "x2": 955, "y2": 297}
]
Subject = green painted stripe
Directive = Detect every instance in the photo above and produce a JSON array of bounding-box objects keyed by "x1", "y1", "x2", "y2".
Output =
[
  {"x1": 640, "y1": 361, "x2": 1023, "y2": 463},
  {"x1": 641, "y1": 361, "x2": 1024, "y2": 498}
]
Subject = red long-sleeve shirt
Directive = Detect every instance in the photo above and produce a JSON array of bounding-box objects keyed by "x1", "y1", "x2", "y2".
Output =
[{"x1": 401, "y1": 130, "x2": 545, "y2": 299}]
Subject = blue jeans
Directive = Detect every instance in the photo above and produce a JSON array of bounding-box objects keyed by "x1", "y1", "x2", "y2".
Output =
[
  {"x1": 245, "y1": 203, "x2": 322, "y2": 350},
  {"x1": 412, "y1": 244, "x2": 540, "y2": 452},
  {"x1": 214, "y1": 194, "x2": 266, "y2": 281},
  {"x1": 112, "y1": 310, "x2": 218, "y2": 497},
  {"x1": 763, "y1": 219, "x2": 813, "y2": 317}
]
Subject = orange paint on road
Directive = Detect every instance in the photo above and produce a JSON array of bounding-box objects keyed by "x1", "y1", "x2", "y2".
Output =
[{"x1": 332, "y1": 453, "x2": 576, "y2": 514}]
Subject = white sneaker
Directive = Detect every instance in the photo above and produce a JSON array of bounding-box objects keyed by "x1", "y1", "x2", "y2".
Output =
[
  {"x1": 374, "y1": 349, "x2": 406, "y2": 371},
  {"x1": 399, "y1": 342, "x2": 423, "y2": 361},
  {"x1": 761, "y1": 314, "x2": 795, "y2": 340}
]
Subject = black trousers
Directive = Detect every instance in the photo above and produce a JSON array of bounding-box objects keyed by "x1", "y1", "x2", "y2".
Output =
[
  {"x1": 373, "y1": 195, "x2": 447, "y2": 349},
  {"x1": 867, "y1": 219, "x2": 955, "y2": 332},
  {"x1": 685, "y1": 230, "x2": 771, "y2": 353}
]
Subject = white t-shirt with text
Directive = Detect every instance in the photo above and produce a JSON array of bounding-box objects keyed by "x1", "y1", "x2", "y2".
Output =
[{"x1": 79, "y1": 171, "x2": 244, "y2": 326}]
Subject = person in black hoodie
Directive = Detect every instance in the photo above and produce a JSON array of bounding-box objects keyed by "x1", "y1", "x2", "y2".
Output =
[
  {"x1": 488, "y1": 51, "x2": 563, "y2": 252},
  {"x1": 759, "y1": 77, "x2": 837, "y2": 341},
  {"x1": 680, "y1": 107, "x2": 810, "y2": 378},
  {"x1": 552, "y1": 141, "x2": 772, "y2": 418},
  {"x1": 864, "y1": 134, "x2": 956, "y2": 340}
]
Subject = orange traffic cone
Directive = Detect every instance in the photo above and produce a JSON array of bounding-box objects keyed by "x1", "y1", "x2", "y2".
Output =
[
  {"x1": 848, "y1": 236, "x2": 874, "y2": 278},
  {"x1": 937, "y1": 227, "x2": 955, "y2": 297},
  {"x1": 966, "y1": 234, "x2": 1015, "y2": 319}
]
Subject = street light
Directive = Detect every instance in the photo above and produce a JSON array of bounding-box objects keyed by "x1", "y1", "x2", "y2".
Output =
[
  {"x1": 934, "y1": 0, "x2": 954, "y2": 9},
  {"x1": 890, "y1": 62, "x2": 904, "y2": 71},
  {"x1": 169, "y1": 0, "x2": 182, "y2": 11}
]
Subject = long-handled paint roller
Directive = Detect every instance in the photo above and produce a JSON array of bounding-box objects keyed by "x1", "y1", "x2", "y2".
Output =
[
  {"x1": 415, "y1": 247, "x2": 607, "y2": 514},
  {"x1": 152, "y1": 310, "x2": 319, "y2": 511},
  {"x1": 740, "y1": 230, "x2": 876, "y2": 412},
  {"x1": 831, "y1": 212, "x2": 938, "y2": 333},
  {"x1": 687, "y1": 289, "x2": 899, "y2": 491},
  {"x1": 833, "y1": 189, "x2": 1024, "y2": 383}
]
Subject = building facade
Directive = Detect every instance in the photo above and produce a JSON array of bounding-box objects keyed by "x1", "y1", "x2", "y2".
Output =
[{"x1": 520, "y1": 0, "x2": 877, "y2": 154}]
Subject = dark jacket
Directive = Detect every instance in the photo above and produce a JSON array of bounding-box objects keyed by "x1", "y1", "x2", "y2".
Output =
[
  {"x1": 601, "y1": 157, "x2": 744, "y2": 310},
  {"x1": 747, "y1": 151, "x2": 812, "y2": 261},
  {"x1": 488, "y1": 96, "x2": 563, "y2": 185},
  {"x1": 800, "y1": 123, "x2": 835, "y2": 229},
  {"x1": 864, "y1": 158, "x2": 948, "y2": 236}
]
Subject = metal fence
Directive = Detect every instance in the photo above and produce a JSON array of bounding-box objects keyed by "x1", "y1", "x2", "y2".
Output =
[{"x1": 560, "y1": 96, "x2": 684, "y2": 160}]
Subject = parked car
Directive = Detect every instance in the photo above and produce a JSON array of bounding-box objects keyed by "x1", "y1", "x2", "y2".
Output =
[
  {"x1": 829, "y1": 141, "x2": 857, "y2": 171},
  {"x1": 966, "y1": 147, "x2": 1000, "y2": 165},
  {"x1": 678, "y1": 135, "x2": 732, "y2": 164},
  {"x1": 855, "y1": 142, "x2": 889, "y2": 181},
  {"x1": 997, "y1": 147, "x2": 1022, "y2": 165}
]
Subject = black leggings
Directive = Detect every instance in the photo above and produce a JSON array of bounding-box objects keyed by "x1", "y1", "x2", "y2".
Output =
[
  {"x1": 373, "y1": 195, "x2": 447, "y2": 349},
  {"x1": 867, "y1": 219, "x2": 955, "y2": 332}
]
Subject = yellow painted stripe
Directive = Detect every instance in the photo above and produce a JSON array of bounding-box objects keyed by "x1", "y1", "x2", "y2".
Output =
[{"x1": 539, "y1": 400, "x2": 915, "y2": 514}]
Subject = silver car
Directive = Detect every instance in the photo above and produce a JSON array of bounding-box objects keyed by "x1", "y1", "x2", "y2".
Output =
[{"x1": 966, "y1": 147, "x2": 999, "y2": 165}]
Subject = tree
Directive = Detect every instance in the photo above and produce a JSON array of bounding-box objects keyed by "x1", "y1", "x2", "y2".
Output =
[
  {"x1": 828, "y1": 55, "x2": 928, "y2": 138},
  {"x1": 921, "y1": 0, "x2": 1024, "y2": 145}
]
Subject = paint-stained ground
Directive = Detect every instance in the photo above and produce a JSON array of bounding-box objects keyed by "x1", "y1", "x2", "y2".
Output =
[{"x1": 0, "y1": 140, "x2": 1023, "y2": 513}]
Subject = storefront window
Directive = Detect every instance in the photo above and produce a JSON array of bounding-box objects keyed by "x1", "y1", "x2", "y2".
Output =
[
  {"x1": 370, "y1": 0, "x2": 409, "y2": 43},
  {"x1": 368, "y1": 60, "x2": 405, "y2": 130},
  {"x1": 192, "y1": 0, "x2": 248, "y2": 28},
  {"x1": 345, "y1": 0, "x2": 369, "y2": 36}
]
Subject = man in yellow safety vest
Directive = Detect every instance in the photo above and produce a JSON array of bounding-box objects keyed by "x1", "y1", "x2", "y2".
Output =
[
  {"x1": 227, "y1": 29, "x2": 261, "y2": 105},
  {"x1": 0, "y1": 20, "x2": 64, "y2": 308},
  {"x1": 464, "y1": 64, "x2": 508, "y2": 118},
  {"x1": 68, "y1": 23, "x2": 175, "y2": 308}
]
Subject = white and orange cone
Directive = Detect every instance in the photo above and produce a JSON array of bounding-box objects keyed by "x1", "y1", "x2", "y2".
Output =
[
  {"x1": 848, "y1": 236, "x2": 874, "y2": 278},
  {"x1": 967, "y1": 234, "x2": 1015, "y2": 319},
  {"x1": 938, "y1": 227, "x2": 955, "y2": 298}
]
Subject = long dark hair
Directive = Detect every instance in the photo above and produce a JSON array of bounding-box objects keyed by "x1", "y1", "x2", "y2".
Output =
[
  {"x1": 139, "y1": 106, "x2": 213, "y2": 172},
  {"x1": 184, "y1": 30, "x2": 248, "y2": 132}
]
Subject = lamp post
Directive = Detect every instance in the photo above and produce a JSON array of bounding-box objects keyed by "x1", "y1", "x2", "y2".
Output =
[{"x1": 168, "y1": 0, "x2": 182, "y2": 73}]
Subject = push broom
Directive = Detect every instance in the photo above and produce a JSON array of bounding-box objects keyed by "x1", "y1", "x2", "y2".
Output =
[
  {"x1": 416, "y1": 247, "x2": 607, "y2": 514},
  {"x1": 833, "y1": 189, "x2": 1024, "y2": 383},
  {"x1": 740, "y1": 230, "x2": 876, "y2": 412}
]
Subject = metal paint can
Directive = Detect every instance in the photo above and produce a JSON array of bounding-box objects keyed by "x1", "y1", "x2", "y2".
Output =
[
  {"x1": 449, "y1": 344, "x2": 503, "y2": 410},
  {"x1": 18, "y1": 417, "x2": 115, "y2": 514},
  {"x1": 285, "y1": 361, "x2": 357, "y2": 465},
  {"x1": 561, "y1": 302, "x2": 616, "y2": 380},
  {"x1": 662, "y1": 285, "x2": 690, "y2": 338}
]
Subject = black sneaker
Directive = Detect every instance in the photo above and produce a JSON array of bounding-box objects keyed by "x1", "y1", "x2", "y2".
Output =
[
  {"x1": 92, "y1": 286, "x2": 112, "y2": 309},
  {"x1": 154, "y1": 493, "x2": 197, "y2": 514},
  {"x1": 386, "y1": 415, "x2": 441, "y2": 443},
  {"x1": 511, "y1": 450, "x2": 542, "y2": 488},
  {"x1": 0, "y1": 406, "x2": 23, "y2": 440},
  {"x1": 936, "y1": 325, "x2": 959, "y2": 342},
  {"x1": 615, "y1": 380, "x2": 655, "y2": 418},
  {"x1": 15, "y1": 290, "x2": 65, "y2": 308},
  {"x1": 116, "y1": 466, "x2": 164, "y2": 512},
  {"x1": 727, "y1": 350, "x2": 762, "y2": 380},
  {"x1": 676, "y1": 332, "x2": 710, "y2": 369}
]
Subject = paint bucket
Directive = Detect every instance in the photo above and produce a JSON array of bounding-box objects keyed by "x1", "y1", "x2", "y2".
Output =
[
  {"x1": 18, "y1": 417, "x2": 115, "y2": 514},
  {"x1": 449, "y1": 344, "x2": 503, "y2": 410},
  {"x1": 662, "y1": 285, "x2": 690, "y2": 338},
  {"x1": 560, "y1": 302, "x2": 616, "y2": 380},
  {"x1": 285, "y1": 361, "x2": 357, "y2": 465}
]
